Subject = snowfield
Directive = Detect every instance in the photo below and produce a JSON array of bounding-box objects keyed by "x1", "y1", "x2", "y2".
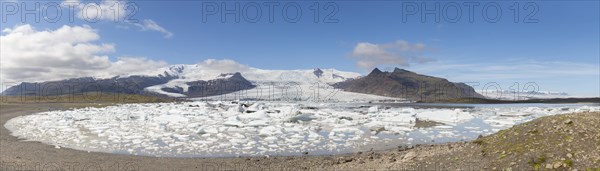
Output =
[{"x1": 5, "y1": 102, "x2": 599, "y2": 157}]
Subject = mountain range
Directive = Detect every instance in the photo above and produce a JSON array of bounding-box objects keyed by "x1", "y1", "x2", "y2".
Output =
[{"x1": 2, "y1": 64, "x2": 484, "y2": 101}]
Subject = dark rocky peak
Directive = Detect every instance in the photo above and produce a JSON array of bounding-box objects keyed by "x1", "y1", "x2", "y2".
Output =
[
  {"x1": 230, "y1": 72, "x2": 244, "y2": 79},
  {"x1": 367, "y1": 68, "x2": 384, "y2": 76},
  {"x1": 313, "y1": 68, "x2": 324, "y2": 78}
]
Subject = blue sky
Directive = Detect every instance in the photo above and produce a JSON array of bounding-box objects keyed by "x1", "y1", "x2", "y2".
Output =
[{"x1": 1, "y1": 0, "x2": 599, "y2": 96}]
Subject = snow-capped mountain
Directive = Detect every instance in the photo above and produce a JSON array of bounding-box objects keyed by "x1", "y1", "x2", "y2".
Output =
[
  {"x1": 2, "y1": 59, "x2": 489, "y2": 102},
  {"x1": 2, "y1": 60, "x2": 396, "y2": 101}
]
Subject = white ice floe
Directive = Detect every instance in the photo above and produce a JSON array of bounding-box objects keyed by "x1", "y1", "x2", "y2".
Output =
[
  {"x1": 415, "y1": 109, "x2": 474, "y2": 126},
  {"x1": 4, "y1": 102, "x2": 599, "y2": 157}
]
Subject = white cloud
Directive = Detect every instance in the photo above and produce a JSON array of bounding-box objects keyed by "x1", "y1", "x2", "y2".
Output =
[
  {"x1": 196, "y1": 59, "x2": 251, "y2": 73},
  {"x1": 0, "y1": 24, "x2": 168, "y2": 84},
  {"x1": 104, "y1": 57, "x2": 169, "y2": 77},
  {"x1": 62, "y1": 0, "x2": 173, "y2": 38},
  {"x1": 133, "y1": 19, "x2": 174, "y2": 38},
  {"x1": 351, "y1": 40, "x2": 434, "y2": 70}
]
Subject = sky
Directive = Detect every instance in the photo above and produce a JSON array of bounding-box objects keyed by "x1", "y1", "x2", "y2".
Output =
[{"x1": 0, "y1": 0, "x2": 599, "y2": 96}]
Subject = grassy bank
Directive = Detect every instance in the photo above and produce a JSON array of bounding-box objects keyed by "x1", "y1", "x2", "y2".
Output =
[{"x1": 472, "y1": 112, "x2": 600, "y2": 170}]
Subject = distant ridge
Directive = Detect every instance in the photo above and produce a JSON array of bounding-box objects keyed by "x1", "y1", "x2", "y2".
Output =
[{"x1": 1, "y1": 74, "x2": 177, "y2": 97}]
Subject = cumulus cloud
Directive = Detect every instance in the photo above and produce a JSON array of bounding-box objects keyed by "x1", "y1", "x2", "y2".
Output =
[
  {"x1": 0, "y1": 24, "x2": 167, "y2": 84},
  {"x1": 62, "y1": 0, "x2": 173, "y2": 38},
  {"x1": 351, "y1": 40, "x2": 434, "y2": 70},
  {"x1": 197, "y1": 59, "x2": 251, "y2": 73},
  {"x1": 104, "y1": 57, "x2": 169, "y2": 77}
]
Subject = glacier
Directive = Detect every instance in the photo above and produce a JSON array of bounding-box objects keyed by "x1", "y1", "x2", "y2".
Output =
[{"x1": 141, "y1": 60, "x2": 392, "y2": 101}]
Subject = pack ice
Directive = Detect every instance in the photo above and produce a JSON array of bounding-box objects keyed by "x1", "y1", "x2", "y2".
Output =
[{"x1": 4, "y1": 102, "x2": 599, "y2": 157}]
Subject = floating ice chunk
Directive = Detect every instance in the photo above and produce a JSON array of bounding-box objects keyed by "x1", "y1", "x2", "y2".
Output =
[
  {"x1": 330, "y1": 127, "x2": 364, "y2": 136},
  {"x1": 186, "y1": 123, "x2": 201, "y2": 129},
  {"x1": 173, "y1": 134, "x2": 190, "y2": 140},
  {"x1": 307, "y1": 131, "x2": 321, "y2": 140},
  {"x1": 230, "y1": 138, "x2": 248, "y2": 144},
  {"x1": 289, "y1": 113, "x2": 317, "y2": 123},
  {"x1": 433, "y1": 125, "x2": 453, "y2": 129},
  {"x1": 383, "y1": 114, "x2": 415, "y2": 126},
  {"x1": 223, "y1": 116, "x2": 244, "y2": 127},
  {"x1": 415, "y1": 109, "x2": 474, "y2": 125},
  {"x1": 238, "y1": 111, "x2": 269, "y2": 120},
  {"x1": 197, "y1": 127, "x2": 219, "y2": 134},
  {"x1": 264, "y1": 136, "x2": 278, "y2": 142},
  {"x1": 153, "y1": 115, "x2": 189, "y2": 123},
  {"x1": 246, "y1": 120, "x2": 269, "y2": 127},
  {"x1": 368, "y1": 106, "x2": 379, "y2": 113},
  {"x1": 259, "y1": 126, "x2": 282, "y2": 136},
  {"x1": 245, "y1": 103, "x2": 265, "y2": 113},
  {"x1": 227, "y1": 104, "x2": 244, "y2": 113}
]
